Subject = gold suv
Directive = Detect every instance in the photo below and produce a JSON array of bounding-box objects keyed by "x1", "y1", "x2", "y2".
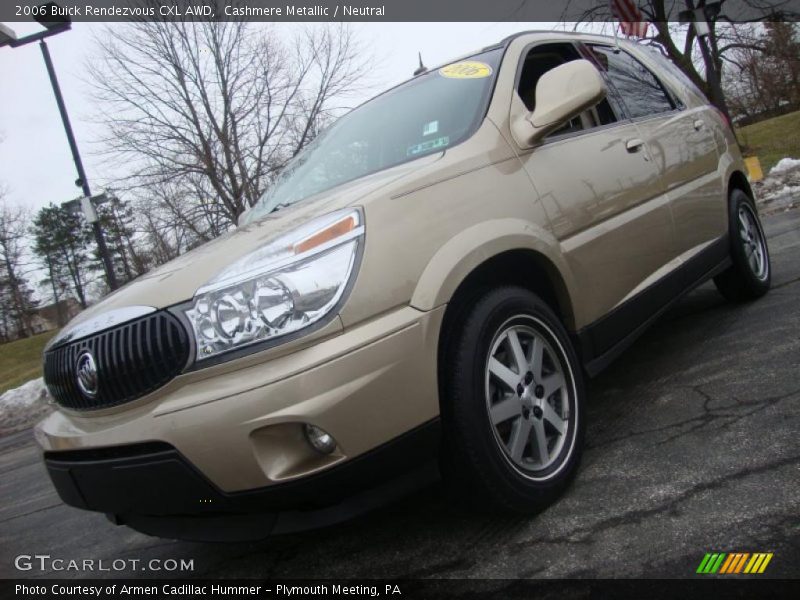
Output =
[{"x1": 37, "y1": 32, "x2": 770, "y2": 541}]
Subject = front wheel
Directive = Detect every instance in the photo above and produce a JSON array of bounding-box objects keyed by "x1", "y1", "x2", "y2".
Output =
[
  {"x1": 441, "y1": 286, "x2": 585, "y2": 514},
  {"x1": 714, "y1": 189, "x2": 771, "y2": 301}
]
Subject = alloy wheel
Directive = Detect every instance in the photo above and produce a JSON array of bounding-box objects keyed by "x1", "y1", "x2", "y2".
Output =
[
  {"x1": 738, "y1": 204, "x2": 768, "y2": 281},
  {"x1": 484, "y1": 318, "x2": 574, "y2": 478}
]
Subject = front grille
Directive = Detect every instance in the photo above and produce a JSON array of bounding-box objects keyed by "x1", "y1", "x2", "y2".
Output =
[{"x1": 43, "y1": 312, "x2": 190, "y2": 411}]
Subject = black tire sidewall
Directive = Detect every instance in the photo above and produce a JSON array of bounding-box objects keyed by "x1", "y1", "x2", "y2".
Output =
[{"x1": 443, "y1": 286, "x2": 585, "y2": 512}]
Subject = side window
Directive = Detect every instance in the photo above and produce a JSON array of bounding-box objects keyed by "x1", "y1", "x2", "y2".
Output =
[
  {"x1": 639, "y1": 45, "x2": 705, "y2": 105},
  {"x1": 590, "y1": 45, "x2": 675, "y2": 119},
  {"x1": 516, "y1": 43, "x2": 618, "y2": 136}
]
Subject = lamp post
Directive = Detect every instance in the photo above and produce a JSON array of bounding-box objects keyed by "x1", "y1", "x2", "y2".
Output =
[{"x1": 0, "y1": 3, "x2": 119, "y2": 290}]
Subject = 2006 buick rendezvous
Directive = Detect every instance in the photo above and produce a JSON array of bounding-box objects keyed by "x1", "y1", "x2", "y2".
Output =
[{"x1": 37, "y1": 32, "x2": 770, "y2": 540}]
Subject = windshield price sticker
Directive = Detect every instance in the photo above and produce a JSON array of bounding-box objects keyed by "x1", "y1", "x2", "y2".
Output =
[
  {"x1": 439, "y1": 61, "x2": 493, "y2": 79},
  {"x1": 407, "y1": 136, "x2": 450, "y2": 157}
]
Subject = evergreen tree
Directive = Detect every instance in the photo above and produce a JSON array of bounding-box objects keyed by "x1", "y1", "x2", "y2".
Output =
[
  {"x1": 95, "y1": 195, "x2": 148, "y2": 285},
  {"x1": 31, "y1": 204, "x2": 95, "y2": 309}
]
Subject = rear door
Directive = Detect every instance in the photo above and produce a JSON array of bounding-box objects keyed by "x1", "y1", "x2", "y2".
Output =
[
  {"x1": 590, "y1": 44, "x2": 724, "y2": 263},
  {"x1": 511, "y1": 42, "x2": 676, "y2": 355}
]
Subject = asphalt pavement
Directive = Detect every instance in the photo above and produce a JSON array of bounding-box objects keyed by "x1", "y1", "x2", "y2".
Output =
[{"x1": 1, "y1": 208, "x2": 798, "y2": 580}]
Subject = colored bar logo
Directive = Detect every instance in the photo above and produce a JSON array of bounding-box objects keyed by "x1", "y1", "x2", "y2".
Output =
[{"x1": 697, "y1": 552, "x2": 773, "y2": 574}]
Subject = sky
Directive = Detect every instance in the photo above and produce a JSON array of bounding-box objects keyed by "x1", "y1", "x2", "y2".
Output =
[{"x1": 0, "y1": 21, "x2": 590, "y2": 216}]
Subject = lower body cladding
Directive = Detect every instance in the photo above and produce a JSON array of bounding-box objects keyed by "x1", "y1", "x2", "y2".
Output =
[{"x1": 36, "y1": 306, "x2": 444, "y2": 541}]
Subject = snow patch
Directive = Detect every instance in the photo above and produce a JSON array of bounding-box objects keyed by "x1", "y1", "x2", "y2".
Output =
[
  {"x1": 755, "y1": 157, "x2": 800, "y2": 214},
  {"x1": 769, "y1": 157, "x2": 800, "y2": 175},
  {"x1": 0, "y1": 378, "x2": 53, "y2": 436}
]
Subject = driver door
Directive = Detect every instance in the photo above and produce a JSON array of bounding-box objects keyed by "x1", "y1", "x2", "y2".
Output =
[{"x1": 511, "y1": 42, "x2": 676, "y2": 357}]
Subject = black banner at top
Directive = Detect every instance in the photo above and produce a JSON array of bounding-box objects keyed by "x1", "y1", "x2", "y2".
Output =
[{"x1": 1, "y1": 0, "x2": 799, "y2": 23}]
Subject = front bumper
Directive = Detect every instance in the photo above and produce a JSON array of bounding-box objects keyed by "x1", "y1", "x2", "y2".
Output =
[
  {"x1": 36, "y1": 305, "x2": 444, "y2": 537},
  {"x1": 44, "y1": 421, "x2": 440, "y2": 541}
]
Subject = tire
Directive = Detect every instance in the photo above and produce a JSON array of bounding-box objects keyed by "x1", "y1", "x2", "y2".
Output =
[
  {"x1": 714, "y1": 188, "x2": 771, "y2": 301},
  {"x1": 440, "y1": 286, "x2": 585, "y2": 514}
]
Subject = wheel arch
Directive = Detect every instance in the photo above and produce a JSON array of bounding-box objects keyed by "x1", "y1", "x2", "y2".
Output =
[
  {"x1": 417, "y1": 221, "x2": 578, "y2": 415},
  {"x1": 410, "y1": 218, "x2": 576, "y2": 323},
  {"x1": 436, "y1": 248, "x2": 576, "y2": 333},
  {"x1": 728, "y1": 169, "x2": 754, "y2": 200}
]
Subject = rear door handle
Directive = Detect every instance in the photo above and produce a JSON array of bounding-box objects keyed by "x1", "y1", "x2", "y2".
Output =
[
  {"x1": 626, "y1": 138, "x2": 644, "y2": 152},
  {"x1": 693, "y1": 119, "x2": 704, "y2": 131}
]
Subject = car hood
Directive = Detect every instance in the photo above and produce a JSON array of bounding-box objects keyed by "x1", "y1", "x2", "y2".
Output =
[{"x1": 55, "y1": 155, "x2": 441, "y2": 341}]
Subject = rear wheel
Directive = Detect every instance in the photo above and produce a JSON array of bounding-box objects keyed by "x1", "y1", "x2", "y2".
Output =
[
  {"x1": 441, "y1": 286, "x2": 585, "y2": 514},
  {"x1": 714, "y1": 189, "x2": 771, "y2": 301}
]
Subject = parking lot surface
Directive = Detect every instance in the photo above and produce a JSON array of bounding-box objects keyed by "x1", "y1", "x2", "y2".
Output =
[{"x1": 1, "y1": 209, "x2": 798, "y2": 580}]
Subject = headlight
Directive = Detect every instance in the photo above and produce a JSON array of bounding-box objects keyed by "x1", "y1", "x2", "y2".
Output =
[{"x1": 184, "y1": 208, "x2": 363, "y2": 362}]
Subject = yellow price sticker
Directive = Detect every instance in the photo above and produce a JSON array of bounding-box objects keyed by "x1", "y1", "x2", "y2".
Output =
[{"x1": 439, "y1": 61, "x2": 493, "y2": 79}]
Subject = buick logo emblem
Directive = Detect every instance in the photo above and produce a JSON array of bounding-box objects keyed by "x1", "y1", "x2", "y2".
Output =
[{"x1": 75, "y1": 350, "x2": 99, "y2": 399}]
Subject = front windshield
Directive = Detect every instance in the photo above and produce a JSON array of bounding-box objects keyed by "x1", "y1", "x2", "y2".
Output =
[{"x1": 245, "y1": 48, "x2": 503, "y2": 222}]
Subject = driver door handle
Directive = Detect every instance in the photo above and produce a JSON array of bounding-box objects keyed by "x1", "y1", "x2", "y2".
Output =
[{"x1": 626, "y1": 138, "x2": 644, "y2": 152}]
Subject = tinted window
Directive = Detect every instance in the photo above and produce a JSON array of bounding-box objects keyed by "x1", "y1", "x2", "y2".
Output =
[
  {"x1": 591, "y1": 46, "x2": 674, "y2": 119},
  {"x1": 246, "y1": 48, "x2": 503, "y2": 220},
  {"x1": 639, "y1": 45, "x2": 707, "y2": 104}
]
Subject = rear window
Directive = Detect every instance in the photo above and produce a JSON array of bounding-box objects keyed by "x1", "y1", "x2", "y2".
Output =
[
  {"x1": 638, "y1": 45, "x2": 709, "y2": 103},
  {"x1": 591, "y1": 45, "x2": 675, "y2": 119}
]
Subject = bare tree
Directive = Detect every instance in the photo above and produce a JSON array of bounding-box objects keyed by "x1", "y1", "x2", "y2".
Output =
[
  {"x1": 93, "y1": 194, "x2": 149, "y2": 284},
  {"x1": 723, "y1": 22, "x2": 800, "y2": 120},
  {"x1": 564, "y1": 1, "x2": 800, "y2": 116},
  {"x1": 88, "y1": 21, "x2": 371, "y2": 234},
  {"x1": 0, "y1": 197, "x2": 38, "y2": 339}
]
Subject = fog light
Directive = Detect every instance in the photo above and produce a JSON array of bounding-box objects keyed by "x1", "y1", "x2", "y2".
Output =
[{"x1": 304, "y1": 424, "x2": 336, "y2": 454}]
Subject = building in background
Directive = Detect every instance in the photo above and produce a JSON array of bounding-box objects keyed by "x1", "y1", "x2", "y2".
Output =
[{"x1": 28, "y1": 298, "x2": 81, "y2": 336}]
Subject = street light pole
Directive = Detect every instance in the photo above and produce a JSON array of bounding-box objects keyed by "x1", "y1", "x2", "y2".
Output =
[
  {"x1": 0, "y1": 4, "x2": 120, "y2": 292},
  {"x1": 37, "y1": 38, "x2": 118, "y2": 291}
]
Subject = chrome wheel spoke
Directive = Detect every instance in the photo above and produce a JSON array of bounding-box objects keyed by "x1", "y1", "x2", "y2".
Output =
[
  {"x1": 506, "y1": 328, "x2": 528, "y2": 374},
  {"x1": 531, "y1": 418, "x2": 549, "y2": 465},
  {"x1": 491, "y1": 395, "x2": 522, "y2": 425},
  {"x1": 738, "y1": 211, "x2": 751, "y2": 238},
  {"x1": 749, "y1": 251, "x2": 759, "y2": 273},
  {"x1": 508, "y1": 418, "x2": 532, "y2": 462},
  {"x1": 489, "y1": 357, "x2": 519, "y2": 392},
  {"x1": 542, "y1": 402, "x2": 566, "y2": 435},
  {"x1": 542, "y1": 372, "x2": 565, "y2": 398},
  {"x1": 739, "y1": 226, "x2": 749, "y2": 243},
  {"x1": 528, "y1": 337, "x2": 544, "y2": 380}
]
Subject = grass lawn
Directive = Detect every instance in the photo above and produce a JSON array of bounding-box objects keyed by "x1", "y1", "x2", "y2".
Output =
[
  {"x1": 0, "y1": 331, "x2": 56, "y2": 395},
  {"x1": 737, "y1": 110, "x2": 800, "y2": 174}
]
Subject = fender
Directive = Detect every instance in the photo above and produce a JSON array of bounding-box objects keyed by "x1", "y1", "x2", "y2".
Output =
[{"x1": 409, "y1": 217, "x2": 578, "y2": 323}]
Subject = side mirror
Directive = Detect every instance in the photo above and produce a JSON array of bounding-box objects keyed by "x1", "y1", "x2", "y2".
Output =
[{"x1": 511, "y1": 59, "x2": 607, "y2": 148}]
